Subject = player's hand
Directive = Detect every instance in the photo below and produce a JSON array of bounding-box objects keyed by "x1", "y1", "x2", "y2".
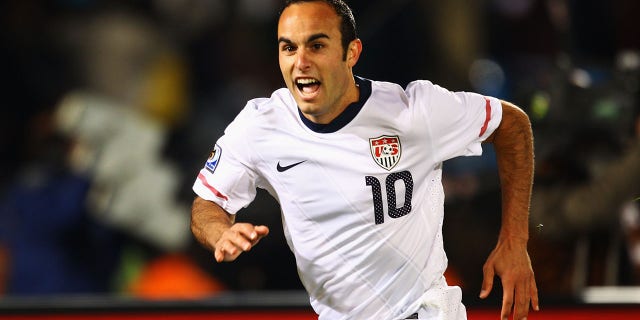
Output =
[
  {"x1": 480, "y1": 236, "x2": 539, "y2": 320},
  {"x1": 214, "y1": 223, "x2": 269, "y2": 262}
]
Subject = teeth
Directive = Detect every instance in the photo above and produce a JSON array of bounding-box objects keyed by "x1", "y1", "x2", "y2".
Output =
[{"x1": 296, "y1": 78, "x2": 319, "y2": 85}]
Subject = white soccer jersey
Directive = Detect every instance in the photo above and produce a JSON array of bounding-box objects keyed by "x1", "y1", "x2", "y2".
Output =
[{"x1": 193, "y1": 77, "x2": 502, "y2": 320}]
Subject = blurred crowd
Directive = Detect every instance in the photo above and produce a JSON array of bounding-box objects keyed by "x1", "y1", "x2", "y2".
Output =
[{"x1": 0, "y1": 0, "x2": 639, "y2": 303}]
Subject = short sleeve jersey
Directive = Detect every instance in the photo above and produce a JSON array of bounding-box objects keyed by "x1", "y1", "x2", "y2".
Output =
[{"x1": 193, "y1": 77, "x2": 502, "y2": 319}]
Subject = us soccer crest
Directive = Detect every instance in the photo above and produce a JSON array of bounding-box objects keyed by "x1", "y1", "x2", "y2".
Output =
[{"x1": 369, "y1": 135, "x2": 401, "y2": 170}]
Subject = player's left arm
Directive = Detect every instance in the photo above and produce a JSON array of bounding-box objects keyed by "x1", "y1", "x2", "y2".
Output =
[{"x1": 480, "y1": 100, "x2": 540, "y2": 320}]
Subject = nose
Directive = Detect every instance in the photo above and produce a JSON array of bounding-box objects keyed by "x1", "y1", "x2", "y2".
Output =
[{"x1": 294, "y1": 48, "x2": 311, "y2": 71}]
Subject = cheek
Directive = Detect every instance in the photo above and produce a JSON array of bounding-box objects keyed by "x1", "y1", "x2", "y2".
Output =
[
  {"x1": 280, "y1": 61, "x2": 297, "y2": 82},
  {"x1": 278, "y1": 57, "x2": 290, "y2": 73}
]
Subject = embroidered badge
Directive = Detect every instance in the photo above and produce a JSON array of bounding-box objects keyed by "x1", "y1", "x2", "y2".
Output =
[
  {"x1": 369, "y1": 135, "x2": 401, "y2": 171},
  {"x1": 205, "y1": 144, "x2": 222, "y2": 173}
]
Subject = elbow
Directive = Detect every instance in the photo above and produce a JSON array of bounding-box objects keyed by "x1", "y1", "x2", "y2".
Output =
[{"x1": 190, "y1": 196, "x2": 205, "y2": 236}]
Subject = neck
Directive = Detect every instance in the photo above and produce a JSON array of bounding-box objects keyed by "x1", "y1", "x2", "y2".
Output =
[{"x1": 315, "y1": 79, "x2": 360, "y2": 124}]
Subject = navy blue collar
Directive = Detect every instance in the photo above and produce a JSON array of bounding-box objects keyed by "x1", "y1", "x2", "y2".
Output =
[{"x1": 298, "y1": 76, "x2": 372, "y2": 133}]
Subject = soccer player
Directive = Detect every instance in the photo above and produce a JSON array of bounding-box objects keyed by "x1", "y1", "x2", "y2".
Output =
[{"x1": 191, "y1": 0, "x2": 539, "y2": 319}]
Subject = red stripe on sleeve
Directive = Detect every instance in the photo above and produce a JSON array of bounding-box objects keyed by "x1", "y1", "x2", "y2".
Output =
[
  {"x1": 197, "y1": 173, "x2": 229, "y2": 201},
  {"x1": 479, "y1": 97, "x2": 492, "y2": 137}
]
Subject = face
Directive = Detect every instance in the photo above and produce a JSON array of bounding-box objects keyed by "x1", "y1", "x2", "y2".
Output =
[{"x1": 278, "y1": 1, "x2": 362, "y2": 124}]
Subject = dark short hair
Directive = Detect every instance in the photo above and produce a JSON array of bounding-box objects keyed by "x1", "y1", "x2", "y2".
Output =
[{"x1": 280, "y1": 0, "x2": 358, "y2": 60}]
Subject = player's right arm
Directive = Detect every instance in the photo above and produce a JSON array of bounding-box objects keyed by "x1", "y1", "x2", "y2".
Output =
[{"x1": 191, "y1": 196, "x2": 269, "y2": 262}]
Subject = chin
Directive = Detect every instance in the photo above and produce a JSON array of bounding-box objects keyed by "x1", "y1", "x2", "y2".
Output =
[
  {"x1": 297, "y1": 104, "x2": 316, "y2": 114},
  {"x1": 295, "y1": 98, "x2": 317, "y2": 110}
]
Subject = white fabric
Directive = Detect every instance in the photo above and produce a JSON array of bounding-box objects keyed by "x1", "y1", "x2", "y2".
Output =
[{"x1": 193, "y1": 79, "x2": 502, "y2": 319}]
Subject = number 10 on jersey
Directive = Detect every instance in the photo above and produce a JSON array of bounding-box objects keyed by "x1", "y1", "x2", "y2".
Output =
[{"x1": 365, "y1": 171, "x2": 414, "y2": 224}]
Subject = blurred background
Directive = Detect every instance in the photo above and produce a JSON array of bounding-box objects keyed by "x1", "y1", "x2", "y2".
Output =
[{"x1": 0, "y1": 0, "x2": 639, "y2": 312}]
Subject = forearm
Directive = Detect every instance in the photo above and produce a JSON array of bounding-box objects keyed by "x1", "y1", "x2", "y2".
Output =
[
  {"x1": 489, "y1": 101, "x2": 534, "y2": 242},
  {"x1": 480, "y1": 102, "x2": 539, "y2": 318},
  {"x1": 191, "y1": 196, "x2": 235, "y2": 252}
]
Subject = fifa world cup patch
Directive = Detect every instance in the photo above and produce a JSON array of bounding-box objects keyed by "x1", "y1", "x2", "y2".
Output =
[
  {"x1": 369, "y1": 135, "x2": 401, "y2": 170},
  {"x1": 205, "y1": 144, "x2": 222, "y2": 173}
]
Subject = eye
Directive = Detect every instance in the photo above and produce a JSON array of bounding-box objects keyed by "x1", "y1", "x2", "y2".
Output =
[
  {"x1": 311, "y1": 43, "x2": 324, "y2": 50},
  {"x1": 281, "y1": 44, "x2": 296, "y2": 53}
]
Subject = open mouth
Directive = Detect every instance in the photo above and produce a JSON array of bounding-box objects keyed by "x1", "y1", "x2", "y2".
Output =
[{"x1": 295, "y1": 78, "x2": 321, "y2": 95}]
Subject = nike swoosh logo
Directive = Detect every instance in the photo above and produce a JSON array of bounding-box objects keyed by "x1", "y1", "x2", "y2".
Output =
[{"x1": 277, "y1": 160, "x2": 306, "y2": 172}]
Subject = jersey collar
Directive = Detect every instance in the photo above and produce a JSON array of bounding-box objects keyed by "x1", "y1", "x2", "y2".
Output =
[{"x1": 298, "y1": 76, "x2": 372, "y2": 133}]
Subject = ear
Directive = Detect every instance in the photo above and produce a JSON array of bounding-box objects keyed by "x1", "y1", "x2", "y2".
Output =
[{"x1": 346, "y1": 38, "x2": 363, "y2": 67}]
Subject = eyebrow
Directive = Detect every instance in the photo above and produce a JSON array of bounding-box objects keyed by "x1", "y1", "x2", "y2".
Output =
[{"x1": 278, "y1": 33, "x2": 330, "y2": 46}]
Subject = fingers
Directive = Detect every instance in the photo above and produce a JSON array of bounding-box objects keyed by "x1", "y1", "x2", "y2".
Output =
[
  {"x1": 482, "y1": 238, "x2": 539, "y2": 319},
  {"x1": 500, "y1": 282, "x2": 514, "y2": 320},
  {"x1": 499, "y1": 274, "x2": 539, "y2": 320},
  {"x1": 530, "y1": 274, "x2": 540, "y2": 311},
  {"x1": 214, "y1": 246, "x2": 226, "y2": 262},
  {"x1": 479, "y1": 263, "x2": 495, "y2": 299},
  {"x1": 254, "y1": 225, "x2": 270, "y2": 237},
  {"x1": 214, "y1": 223, "x2": 269, "y2": 262},
  {"x1": 512, "y1": 276, "x2": 530, "y2": 320}
]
